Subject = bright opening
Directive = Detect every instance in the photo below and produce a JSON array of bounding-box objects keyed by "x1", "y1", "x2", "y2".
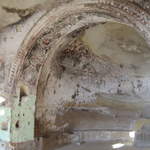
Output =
[
  {"x1": 0, "y1": 109, "x2": 5, "y2": 116},
  {"x1": 129, "y1": 131, "x2": 135, "y2": 139},
  {"x1": 0, "y1": 96, "x2": 6, "y2": 104},
  {"x1": 112, "y1": 143, "x2": 125, "y2": 149}
]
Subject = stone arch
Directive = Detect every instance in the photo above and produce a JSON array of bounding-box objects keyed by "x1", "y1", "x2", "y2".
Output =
[{"x1": 6, "y1": 0, "x2": 150, "y2": 141}]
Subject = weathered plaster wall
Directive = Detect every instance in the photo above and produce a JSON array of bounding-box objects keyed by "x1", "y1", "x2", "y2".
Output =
[
  {"x1": 0, "y1": 0, "x2": 73, "y2": 30},
  {"x1": 0, "y1": 0, "x2": 46, "y2": 29},
  {"x1": 0, "y1": 0, "x2": 149, "y2": 30},
  {"x1": 0, "y1": 11, "x2": 45, "y2": 95},
  {"x1": 0, "y1": 0, "x2": 150, "y2": 150},
  {"x1": 36, "y1": 22, "x2": 150, "y2": 135}
]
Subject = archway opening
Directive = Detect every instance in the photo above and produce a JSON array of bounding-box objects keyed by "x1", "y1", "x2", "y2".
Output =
[{"x1": 36, "y1": 22, "x2": 150, "y2": 150}]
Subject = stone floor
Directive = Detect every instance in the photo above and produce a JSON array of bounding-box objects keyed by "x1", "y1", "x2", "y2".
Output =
[{"x1": 56, "y1": 142, "x2": 150, "y2": 150}]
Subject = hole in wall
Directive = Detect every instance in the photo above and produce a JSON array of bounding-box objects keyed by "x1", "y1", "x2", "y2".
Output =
[
  {"x1": 15, "y1": 120, "x2": 20, "y2": 129},
  {"x1": 20, "y1": 85, "x2": 28, "y2": 98},
  {"x1": 19, "y1": 85, "x2": 28, "y2": 106}
]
